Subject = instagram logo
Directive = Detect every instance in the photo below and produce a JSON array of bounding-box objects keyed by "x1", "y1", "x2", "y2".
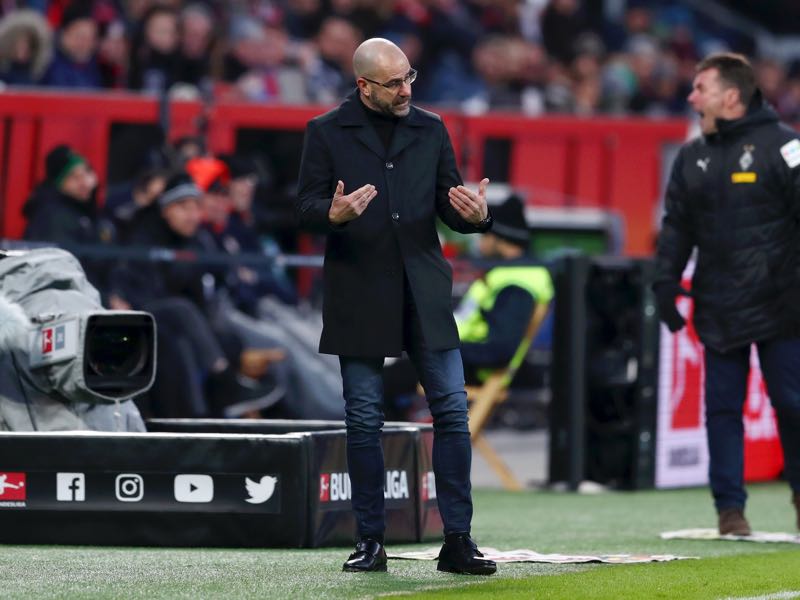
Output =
[{"x1": 115, "y1": 474, "x2": 144, "y2": 502}]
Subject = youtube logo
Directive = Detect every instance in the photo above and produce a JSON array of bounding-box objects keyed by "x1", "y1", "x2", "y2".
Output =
[{"x1": 174, "y1": 474, "x2": 214, "y2": 503}]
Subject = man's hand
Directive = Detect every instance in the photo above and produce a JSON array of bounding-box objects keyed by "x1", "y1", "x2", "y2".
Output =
[
  {"x1": 328, "y1": 180, "x2": 377, "y2": 225},
  {"x1": 654, "y1": 281, "x2": 691, "y2": 333},
  {"x1": 449, "y1": 178, "x2": 489, "y2": 225}
]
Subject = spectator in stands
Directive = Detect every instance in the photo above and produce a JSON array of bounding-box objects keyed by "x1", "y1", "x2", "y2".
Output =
[
  {"x1": 181, "y1": 154, "x2": 340, "y2": 419},
  {"x1": 225, "y1": 154, "x2": 260, "y2": 223},
  {"x1": 602, "y1": 2, "x2": 653, "y2": 54},
  {"x1": 0, "y1": 0, "x2": 797, "y2": 121},
  {"x1": 110, "y1": 172, "x2": 284, "y2": 418},
  {"x1": 468, "y1": 36, "x2": 548, "y2": 114},
  {"x1": 112, "y1": 170, "x2": 221, "y2": 318},
  {"x1": 43, "y1": 1, "x2": 102, "y2": 89},
  {"x1": 222, "y1": 16, "x2": 261, "y2": 83},
  {"x1": 127, "y1": 4, "x2": 181, "y2": 94},
  {"x1": 97, "y1": 19, "x2": 128, "y2": 89},
  {"x1": 109, "y1": 173, "x2": 232, "y2": 417},
  {"x1": 188, "y1": 155, "x2": 298, "y2": 312},
  {"x1": 394, "y1": 0, "x2": 482, "y2": 104},
  {"x1": 540, "y1": 0, "x2": 589, "y2": 66},
  {"x1": 328, "y1": 0, "x2": 387, "y2": 40},
  {"x1": 23, "y1": 144, "x2": 103, "y2": 245},
  {"x1": 624, "y1": 34, "x2": 665, "y2": 114},
  {"x1": 223, "y1": 16, "x2": 307, "y2": 103},
  {"x1": 305, "y1": 16, "x2": 362, "y2": 104},
  {"x1": 115, "y1": 0, "x2": 155, "y2": 29},
  {"x1": 105, "y1": 167, "x2": 168, "y2": 242},
  {"x1": 176, "y1": 3, "x2": 215, "y2": 92},
  {"x1": 561, "y1": 33, "x2": 608, "y2": 115},
  {"x1": 283, "y1": 0, "x2": 326, "y2": 40},
  {"x1": 22, "y1": 144, "x2": 113, "y2": 294},
  {"x1": 170, "y1": 134, "x2": 205, "y2": 167},
  {"x1": 221, "y1": 154, "x2": 297, "y2": 306},
  {"x1": 755, "y1": 57, "x2": 786, "y2": 109},
  {"x1": 0, "y1": 9, "x2": 52, "y2": 85}
]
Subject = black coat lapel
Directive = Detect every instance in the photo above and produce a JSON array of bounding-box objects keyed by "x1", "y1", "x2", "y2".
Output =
[
  {"x1": 388, "y1": 107, "x2": 425, "y2": 159},
  {"x1": 337, "y1": 89, "x2": 385, "y2": 159},
  {"x1": 338, "y1": 90, "x2": 427, "y2": 160},
  {"x1": 354, "y1": 126, "x2": 387, "y2": 159}
]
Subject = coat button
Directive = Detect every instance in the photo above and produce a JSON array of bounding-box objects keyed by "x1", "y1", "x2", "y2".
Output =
[
  {"x1": 385, "y1": 161, "x2": 394, "y2": 169},
  {"x1": 391, "y1": 212, "x2": 400, "y2": 221}
]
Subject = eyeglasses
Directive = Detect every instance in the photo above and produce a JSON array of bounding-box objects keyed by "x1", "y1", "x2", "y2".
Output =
[{"x1": 362, "y1": 68, "x2": 417, "y2": 92}]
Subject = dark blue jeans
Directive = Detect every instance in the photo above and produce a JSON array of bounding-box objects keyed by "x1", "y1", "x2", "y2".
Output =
[
  {"x1": 339, "y1": 283, "x2": 472, "y2": 540},
  {"x1": 705, "y1": 338, "x2": 800, "y2": 511}
]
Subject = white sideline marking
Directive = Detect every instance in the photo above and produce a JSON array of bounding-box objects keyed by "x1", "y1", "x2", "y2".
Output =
[{"x1": 718, "y1": 592, "x2": 800, "y2": 600}]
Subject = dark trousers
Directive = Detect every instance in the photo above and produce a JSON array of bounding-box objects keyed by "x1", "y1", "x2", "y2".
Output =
[
  {"x1": 339, "y1": 282, "x2": 473, "y2": 540},
  {"x1": 704, "y1": 337, "x2": 800, "y2": 511}
]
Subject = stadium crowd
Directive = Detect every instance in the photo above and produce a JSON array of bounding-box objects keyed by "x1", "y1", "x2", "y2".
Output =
[{"x1": 1, "y1": 0, "x2": 800, "y2": 119}]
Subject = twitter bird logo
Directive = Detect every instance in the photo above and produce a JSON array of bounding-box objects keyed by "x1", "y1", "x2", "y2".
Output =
[{"x1": 245, "y1": 475, "x2": 278, "y2": 504}]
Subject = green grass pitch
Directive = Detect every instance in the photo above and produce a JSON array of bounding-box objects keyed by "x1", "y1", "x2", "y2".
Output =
[{"x1": 1, "y1": 482, "x2": 798, "y2": 599}]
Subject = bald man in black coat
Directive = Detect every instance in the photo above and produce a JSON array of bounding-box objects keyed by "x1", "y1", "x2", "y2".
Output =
[{"x1": 297, "y1": 38, "x2": 496, "y2": 575}]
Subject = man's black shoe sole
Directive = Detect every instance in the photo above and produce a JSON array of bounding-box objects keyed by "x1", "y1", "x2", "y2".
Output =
[
  {"x1": 437, "y1": 562, "x2": 497, "y2": 575},
  {"x1": 342, "y1": 563, "x2": 388, "y2": 573}
]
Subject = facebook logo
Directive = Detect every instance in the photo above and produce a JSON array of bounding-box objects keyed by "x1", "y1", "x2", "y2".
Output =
[{"x1": 56, "y1": 473, "x2": 86, "y2": 501}]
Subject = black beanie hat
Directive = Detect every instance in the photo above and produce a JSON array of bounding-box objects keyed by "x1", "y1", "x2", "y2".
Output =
[
  {"x1": 490, "y1": 193, "x2": 530, "y2": 248},
  {"x1": 158, "y1": 172, "x2": 201, "y2": 207},
  {"x1": 45, "y1": 144, "x2": 86, "y2": 185},
  {"x1": 60, "y1": 1, "x2": 94, "y2": 30}
]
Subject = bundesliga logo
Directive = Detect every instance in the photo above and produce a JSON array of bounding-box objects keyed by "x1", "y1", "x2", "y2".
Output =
[
  {"x1": 319, "y1": 472, "x2": 350, "y2": 502},
  {"x1": 384, "y1": 470, "x2": 409, "y2": 500},
  {"x1": 421, "y1": 471, "x2": 436, "y2": 501},
  {"x1": 0, "y1": 472, "x2": 27, "y2": 507},
  {"x1": 319, "y1": 470, "x2": 410, "y2": 502}
]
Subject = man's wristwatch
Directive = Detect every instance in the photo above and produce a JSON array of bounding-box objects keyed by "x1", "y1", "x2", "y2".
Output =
[{"x1": 476, "y1": 213, "x2": 493, "y2": 228}]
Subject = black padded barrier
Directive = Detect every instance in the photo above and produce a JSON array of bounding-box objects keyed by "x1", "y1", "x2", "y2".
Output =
[
  {"x1": 0, "y1": 431, "x2": 309, "y2": 547},
  {"x1": 306, "y1": 428, "x2": 419, "y2": 547},
  {"x1": 150, "y1": 419, "x2": 432, "y2": 548},
  {"x1": 0, "y1": 420, "x2": 441, "y2": 548}
]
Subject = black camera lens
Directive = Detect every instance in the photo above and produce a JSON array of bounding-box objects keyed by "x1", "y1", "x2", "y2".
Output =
[
  {"x1": 86, "y1": 325, "x2": 147, "y2": 377},
  {"x1": 84, "y1": 313, "x2": 155, "y2": 397}
]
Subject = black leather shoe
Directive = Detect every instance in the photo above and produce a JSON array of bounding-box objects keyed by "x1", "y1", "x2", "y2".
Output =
[
  {"x1": 342, "y1": 539, "x2": 387, "y2": 572},
  {"x1": 437, "y1": 533, "x2": 496, "y2": 575}
]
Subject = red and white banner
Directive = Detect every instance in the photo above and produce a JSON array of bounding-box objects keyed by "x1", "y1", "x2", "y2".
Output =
[{"x1": 655, "y1": 273, "x2": 784, "y2": 488}]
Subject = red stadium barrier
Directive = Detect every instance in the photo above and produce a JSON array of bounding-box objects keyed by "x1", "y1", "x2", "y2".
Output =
[{"x1": 0, "y1": 90, "x2": 688, "y2": 254}]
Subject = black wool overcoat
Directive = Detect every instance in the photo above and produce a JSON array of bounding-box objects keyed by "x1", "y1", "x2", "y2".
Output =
[{"x1": 297, "y1": 90, "x2": 489, "y2": 357}]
